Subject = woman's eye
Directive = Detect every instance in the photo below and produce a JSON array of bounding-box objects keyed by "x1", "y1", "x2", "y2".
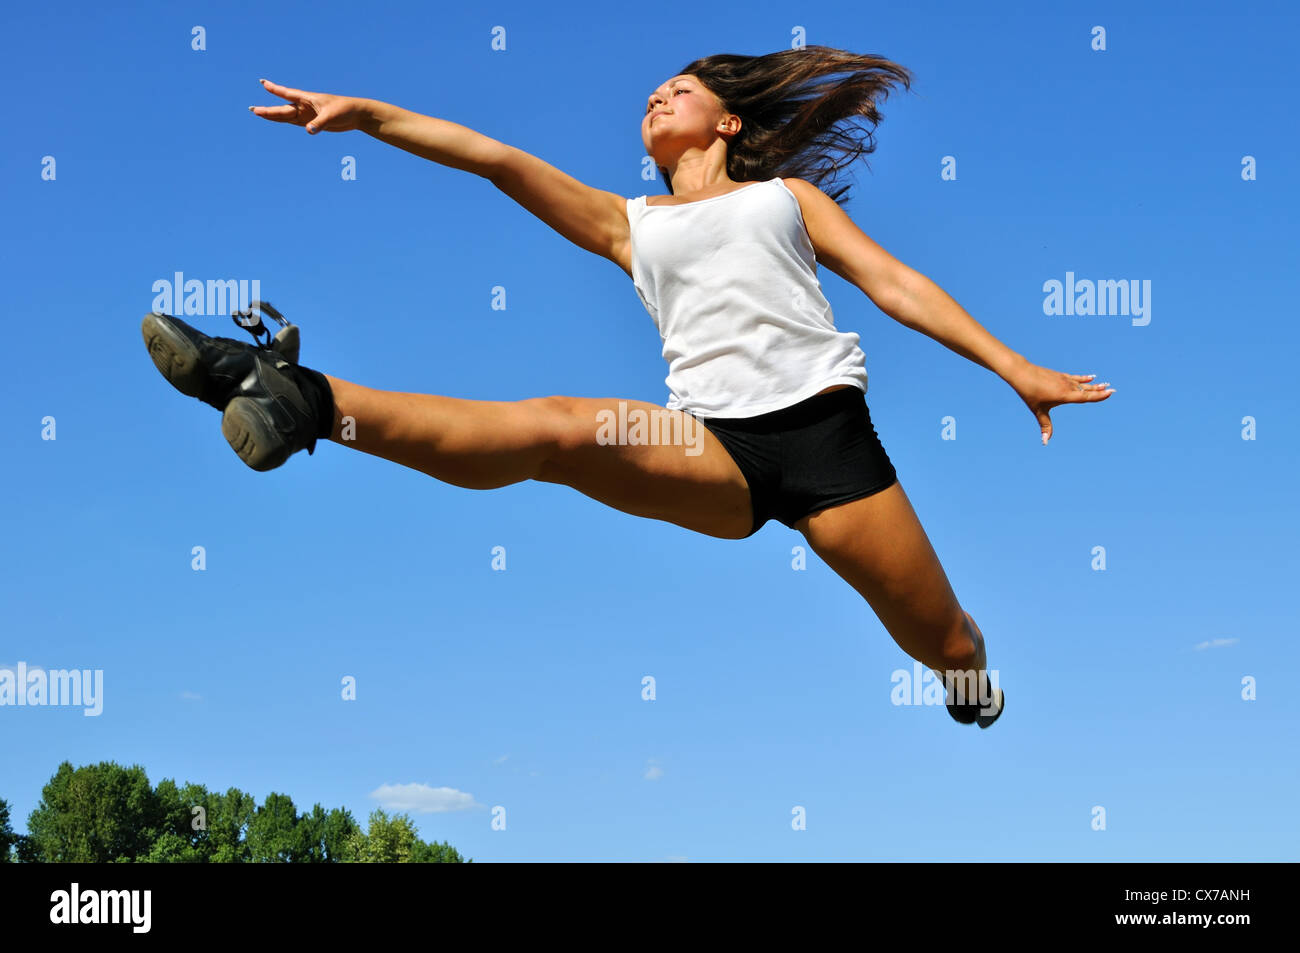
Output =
[{"x1": 647, "y1": 88, "x2": 689, "y2": 114}]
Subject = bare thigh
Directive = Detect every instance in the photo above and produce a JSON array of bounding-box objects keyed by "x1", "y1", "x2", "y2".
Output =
[
  {"x1": 794, "y1": 480, "x2": 981, "y2": 672},
  {"x1": 535, "y1": 395, "x2": 755, "y2": 540}
]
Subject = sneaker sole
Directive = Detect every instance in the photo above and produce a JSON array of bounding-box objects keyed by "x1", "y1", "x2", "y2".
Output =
[
  {"x1": 141, "y1": 312, "x2": 207, "y2": 399},
  {"x1": 222, "y1": 396, "x2": 293, "y2": 472}
]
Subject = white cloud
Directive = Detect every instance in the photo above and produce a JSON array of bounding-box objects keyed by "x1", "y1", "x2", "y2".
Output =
[
  {"x1": 1194, "y1": 637, "x2": 1239, "y2": 651},
  {"x1": 368, "y1": 782, "x2": 479, "y2": 814},
  {"x1": 180, "y1": 690, "x2": 202, "y2": 701},
  {"x1": 492, "y1": 754, "x2": 509, "y2": 765},
  {"x1": 644, "y1": 759, "x2": 663, "y2": 781}
]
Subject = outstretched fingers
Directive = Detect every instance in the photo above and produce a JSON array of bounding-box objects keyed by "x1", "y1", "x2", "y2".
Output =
[
  {"x1": 1066, "y1": 373, "x2": 1116, "y2": 402},
  {"x1": 249, "y1": 78, "x2": 326, "y2": 129},
  {"x1": 250, "y1": 78, "x2": 308, "y2": 124},
  {"x1": 248, "y1": 103, "x2": 301, "y2": 122},
  {"x1": 258, "y1": 78, "x2": 309, "y2": 102}
]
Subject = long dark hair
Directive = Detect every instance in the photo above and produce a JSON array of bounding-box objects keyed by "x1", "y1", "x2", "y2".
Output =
[{"x1": 662, "y1": 45, "x2": 913, "y2": 205}]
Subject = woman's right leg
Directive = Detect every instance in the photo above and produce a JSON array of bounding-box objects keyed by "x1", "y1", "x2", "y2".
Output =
[{"x1": 322, "y1": 375, "x2": 756, "y2": 540}]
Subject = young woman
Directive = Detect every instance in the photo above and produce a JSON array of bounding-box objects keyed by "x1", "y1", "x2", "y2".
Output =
[{"x1": 142, "y1": 46, "x2": 1114, "y2": 728}]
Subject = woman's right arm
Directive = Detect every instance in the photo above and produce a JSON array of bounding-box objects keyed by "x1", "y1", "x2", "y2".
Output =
[{"x1": 251, "y1": 81, "x2": 631, "y2": 273}]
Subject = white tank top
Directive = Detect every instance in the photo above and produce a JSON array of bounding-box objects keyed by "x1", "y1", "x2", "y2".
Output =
[{"x1": 626, "y1": 176, "x2": 869, "y2": 418}]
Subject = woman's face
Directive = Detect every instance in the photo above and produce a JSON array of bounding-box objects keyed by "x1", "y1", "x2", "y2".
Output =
[{"x1": 640, "y1": 73, "x2": 734, "y2": 160}]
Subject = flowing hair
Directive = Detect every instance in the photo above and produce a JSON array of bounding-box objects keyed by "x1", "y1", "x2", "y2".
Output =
[{"x1": 661, "y1": 45, "x2": 913, "y2": 204}]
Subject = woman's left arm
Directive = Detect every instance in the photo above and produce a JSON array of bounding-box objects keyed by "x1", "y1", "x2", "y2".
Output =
[
  {"x1": 783, "y1": 177, "x2": 1115, "y2": 445},
  {"x1": 889, "y1": 267, "x2": 1114, "y2": 444}
]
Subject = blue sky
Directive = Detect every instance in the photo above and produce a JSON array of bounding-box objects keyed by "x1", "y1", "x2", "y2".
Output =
[{"x1": 1, "y1": 0, "x2": 1296, "y2": 861}]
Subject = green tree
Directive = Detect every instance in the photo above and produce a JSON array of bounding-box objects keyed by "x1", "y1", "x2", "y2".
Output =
[
  {"x1": 348, "y1": 809, "x2": 417, "y2": 862},
  {"x1": 347, "y1": 809, "x2": 466, "y2": 863},
  {"x1": 206, "y1": 787, "x2": 256, "y2": 863},
  {"x1": 322, "y1": 806, "x2": 361, "y2": 861},
  {"x1": 410, "y1": 837, "x2": 468, "y2": 863},
  {"x1": 142, "y1": 779, "x2": 210, "y2": 862},
  {"x1": 14, "y1": 835, "x2": 39, "y2": 863},
  {"x1": 25, "y1": 761, "x2": 162, "y2": 862},
  {"x1": 246, "y1": 792, "x2": 300, "y2": 862},
  {"x1": 0, "y1": 798, "x2": 15, "y2": 862},
  {"x1": 294, "y1": 804, "x2": 360, "y2": 862},
  {"x1": 14, "y1": 762, "x2": 467, "y2": 862}
]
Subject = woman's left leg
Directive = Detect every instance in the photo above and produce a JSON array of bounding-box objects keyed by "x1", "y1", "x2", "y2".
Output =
[{"x1": 794, "y1": 480, "x2": 991, "y2": 703}]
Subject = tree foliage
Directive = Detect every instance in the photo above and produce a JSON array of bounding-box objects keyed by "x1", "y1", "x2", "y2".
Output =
[
  {"x1": 8, "y1": 762, "x2": 466, "y2": 863},
  {"x1": 346, "y1": 809, "x2": 467, "y2": 863},
  {"x1": 0, "y1": 798, "x2": 15, "y2": 862}
]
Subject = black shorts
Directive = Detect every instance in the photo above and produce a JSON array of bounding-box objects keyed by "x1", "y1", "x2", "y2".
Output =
[{"x1": 694, "y1": 386, "x2": 898, "y2": 537}]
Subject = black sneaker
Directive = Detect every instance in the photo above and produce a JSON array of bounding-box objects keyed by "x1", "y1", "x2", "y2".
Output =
[
  {"x1": 945, "y1": 672, "x2": 1006, "y2": 729},
  {"x1": 142, "y1": 310, "x2": 282, "y2": 411},
  {"x1": 141, "y1": 310, "x2": 334, "y2": 471},
  {"x1": 974, "y1": 687, "x2": 1005, "y2": 729}
]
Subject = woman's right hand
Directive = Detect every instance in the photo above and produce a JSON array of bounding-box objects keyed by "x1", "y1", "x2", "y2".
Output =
[{"x1": 250, "y1": 79, "x2": 372, "y2": 134}]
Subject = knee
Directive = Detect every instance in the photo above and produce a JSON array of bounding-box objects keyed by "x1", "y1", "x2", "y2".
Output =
[
  {"x1": 529, "y1": 395, "x2": 588, "y2": 450},
  {"x1": 520, "y1": 396, "x2": 589, "y2": 480},
  {"x1": 936, "y1": 611, "x2": 985, "y2": 675}
]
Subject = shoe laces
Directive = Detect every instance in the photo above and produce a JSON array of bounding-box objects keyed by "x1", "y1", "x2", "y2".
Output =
[{"x1": 232, "y1": 300, "x2": 299, "y2": 363}]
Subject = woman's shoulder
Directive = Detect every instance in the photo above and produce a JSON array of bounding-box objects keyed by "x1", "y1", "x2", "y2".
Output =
[{"x1": 774, "y1": 176, "x2": 820, "y2": 197}]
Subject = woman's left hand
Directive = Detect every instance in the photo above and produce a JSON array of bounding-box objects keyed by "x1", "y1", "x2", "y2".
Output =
[{"x1": 1010, "y1": 363, "x2": 1115, "y2": 445}]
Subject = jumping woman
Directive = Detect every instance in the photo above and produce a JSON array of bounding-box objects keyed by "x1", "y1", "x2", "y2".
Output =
[{"x1": 141, "y1": 46, "x2": 1114, "y2": 728}]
